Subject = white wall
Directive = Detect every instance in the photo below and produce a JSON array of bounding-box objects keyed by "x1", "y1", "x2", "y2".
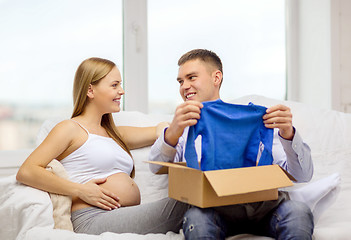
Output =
[
  {"x1": 287, "y1": 0, "x2": 331, "y2": 109},
  {"x1": 288, "y1": 0, "x2": 351, "y2": 112},
  {"x1": 123, "y1": 0, "x2": 148, "y2": 113},
  {"x1": 331, "y1": 0, "x2": 351, "y2": 112},
  {"x1": 299, "y1": 0, "x2": 331, "y2": 109}
]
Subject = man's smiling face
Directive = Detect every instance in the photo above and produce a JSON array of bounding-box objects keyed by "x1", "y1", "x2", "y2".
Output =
[{"x1": 177, "y1": 59, "x2": 221, "y2": 103}]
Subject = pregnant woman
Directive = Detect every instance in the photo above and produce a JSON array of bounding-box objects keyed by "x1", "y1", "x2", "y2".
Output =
[{"x1": 16, "y1": 57, "x2": 189, "y2": 235}]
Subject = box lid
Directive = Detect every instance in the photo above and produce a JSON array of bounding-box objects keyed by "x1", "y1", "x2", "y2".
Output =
[
  {"x1": 203, "y1": 165, "x2": 293, "y2": 197},
  {"x1": 146, "y1": 161, "x2": 188, "y2": 172}
]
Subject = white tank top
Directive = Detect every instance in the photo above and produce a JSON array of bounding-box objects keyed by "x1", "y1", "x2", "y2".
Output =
[{"x1": 60, "y1": 120, "x2": 133, "y2": 184}]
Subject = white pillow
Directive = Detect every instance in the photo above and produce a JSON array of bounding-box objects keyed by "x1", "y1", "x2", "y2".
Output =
[
  {"x1": 0, "y1": 175, "x2": 54, "y2": 240},
  {"x1": 46, "y1": 160, "x2": 74, "y2": 231}
]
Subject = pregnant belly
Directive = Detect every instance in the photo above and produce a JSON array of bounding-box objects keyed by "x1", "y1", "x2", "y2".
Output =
[{"x1": 72, "y1": 172, "x2": 141, "y2": 212}]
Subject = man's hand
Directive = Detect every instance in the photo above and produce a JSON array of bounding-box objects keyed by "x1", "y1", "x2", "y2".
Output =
[
  {"x1": 263, "y1": 104, "x2": 294, "y2": 140},
  {"x1": 165, "y1": 101, "x2": 203, "y2": 146}
]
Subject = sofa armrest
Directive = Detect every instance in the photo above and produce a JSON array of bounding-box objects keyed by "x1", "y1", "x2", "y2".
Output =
[{"x1": 0, "y1": 149, "x2": 33, "y2": 177}]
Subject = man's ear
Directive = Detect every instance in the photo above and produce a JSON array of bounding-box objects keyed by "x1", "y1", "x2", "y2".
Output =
[
  {"x1": 87, "y1": 84, "x2": 94, "y2": 99},
  {"x1": 213, "y1": 70, "x2": 223, "y2": 87}
]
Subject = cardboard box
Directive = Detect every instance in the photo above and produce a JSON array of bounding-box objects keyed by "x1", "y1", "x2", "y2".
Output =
[{"x1": 147, "y1": 161, "x2": 295, "y2": 208}]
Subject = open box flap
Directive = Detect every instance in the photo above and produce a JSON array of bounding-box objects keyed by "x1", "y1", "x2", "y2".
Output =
[
  {"x1": 279, "y1": 166, "x2": 297, "y2": 182},
  {"x1": 145, "y1": 161, "x2": 189, "y2": 174},
  {"x1": 203, "y1": 165, "x2": 294, "y2": 197},
  {"x1": 146, "y1": 161, "x2": 187, "y2": 168}
]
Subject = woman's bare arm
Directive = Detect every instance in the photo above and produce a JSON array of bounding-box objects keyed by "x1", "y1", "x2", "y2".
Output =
[{"x1": 117, "y1": 122, "x2": 169, "y2": 150}]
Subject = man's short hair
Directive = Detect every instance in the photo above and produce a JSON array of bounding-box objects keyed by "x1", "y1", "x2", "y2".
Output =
[{"x1": 178, "y1": 49, "x2": 223, "y2": 75}]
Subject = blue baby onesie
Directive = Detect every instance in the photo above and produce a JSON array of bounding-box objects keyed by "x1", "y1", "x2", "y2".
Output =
[{"x1": 184, "y1": 99, "x2": 273, "y2": 171}]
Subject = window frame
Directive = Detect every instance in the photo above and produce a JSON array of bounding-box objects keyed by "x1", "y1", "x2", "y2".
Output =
[{"x1": 123, "y1": 0, "x2": 148, "y2": 113}]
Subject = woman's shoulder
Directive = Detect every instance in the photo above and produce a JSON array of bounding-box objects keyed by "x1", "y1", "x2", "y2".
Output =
[
  {"x1": 49, "y1": 119, "x2": 82, "y2": 138},
  {"x1": 55, "y1": 119, "x2": 79, "y2": 130}
]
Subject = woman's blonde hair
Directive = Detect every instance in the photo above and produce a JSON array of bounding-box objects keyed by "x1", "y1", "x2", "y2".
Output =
[{"x1": 71, "y1": 57, "x2": 134, "y2": 177}]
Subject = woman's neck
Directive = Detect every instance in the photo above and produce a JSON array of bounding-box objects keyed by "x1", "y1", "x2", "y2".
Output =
[{"x1": 73, "y1": 109, "x2": 104, "y2": 130}]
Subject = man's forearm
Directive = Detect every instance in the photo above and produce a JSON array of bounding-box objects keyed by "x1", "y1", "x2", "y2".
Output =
[{"x1": 279, "y1": 130, "x2": 313, "y2": 182}]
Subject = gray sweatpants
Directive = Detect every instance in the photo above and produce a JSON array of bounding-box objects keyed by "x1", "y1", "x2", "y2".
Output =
[{"x1": 71, "y1": 198, "x2": 190, "y2": 235}]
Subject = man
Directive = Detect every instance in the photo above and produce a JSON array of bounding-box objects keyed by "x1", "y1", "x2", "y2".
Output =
[{"x1": 149, "y1": 49, "x2": 314, "y2": 240}]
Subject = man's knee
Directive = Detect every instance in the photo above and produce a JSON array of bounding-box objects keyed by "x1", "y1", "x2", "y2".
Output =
[
  {"x1": 275, "y1": 200, "x2": 314, "y2": 239},
  {"x1": 279, "y1": 200, "x2": 313, "y2": 221},
  {"x1": 182, "y1": 207, "x2": 225, "y2": 240},
  {"x1": 183, "y1": 207, "x2": 215, "y2": 231}
]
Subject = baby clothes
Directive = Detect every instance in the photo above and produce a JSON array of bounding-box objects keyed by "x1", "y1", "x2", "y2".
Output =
[{"x1": 184, "y1": 99, "x2": 273, "y2": 171}]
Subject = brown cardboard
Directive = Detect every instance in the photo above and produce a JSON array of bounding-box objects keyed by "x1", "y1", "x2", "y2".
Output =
[{"x1": 147, "y1": 161, "x2": 294, "y2": 208}]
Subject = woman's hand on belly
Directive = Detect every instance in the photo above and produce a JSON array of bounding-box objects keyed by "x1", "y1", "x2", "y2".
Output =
[
  {"x1": 77, "y1": 178, "x2": 121, "y2": 211},
  {"x1": 100, "y1": 173, "x2": 141, "y2": 207}
]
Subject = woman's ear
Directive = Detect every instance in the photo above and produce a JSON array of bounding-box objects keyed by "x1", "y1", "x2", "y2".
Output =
[{"x1": 87, "y1": 84, "x2": 94, "y2": 99}]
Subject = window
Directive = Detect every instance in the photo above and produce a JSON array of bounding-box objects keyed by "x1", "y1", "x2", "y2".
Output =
[
  {"x1": 0, "y1": 0, "x2": 286, "y2": 149},
  {"x1": 0, "y1": 0, "x2": 123, "y2": 150},
  {"x1": 148, "y1": 0, "x2": 286, "y2": 114}
]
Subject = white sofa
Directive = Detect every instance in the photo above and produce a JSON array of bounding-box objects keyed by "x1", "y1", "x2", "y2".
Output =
[{"x1": 0, "y1": 95, "x2": 350, "y2": 240}]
